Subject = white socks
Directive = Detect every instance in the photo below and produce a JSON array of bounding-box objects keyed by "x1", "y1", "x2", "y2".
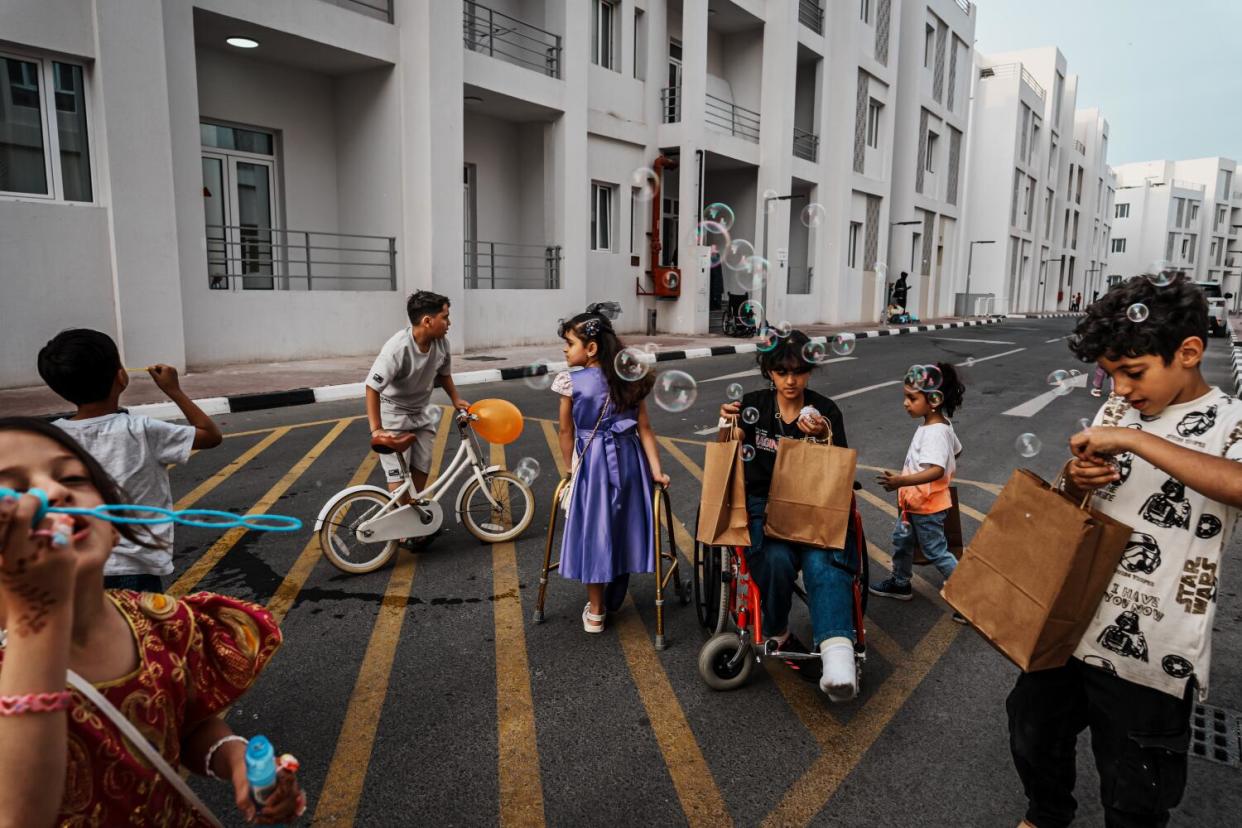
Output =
[{"x1": 818, "y1": 637, "x2": 858, "y2": 701}]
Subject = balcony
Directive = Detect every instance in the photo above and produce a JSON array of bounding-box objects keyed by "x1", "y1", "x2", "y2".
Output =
[
  {"x1": 323, "y1": 0, "x2": 393, "y2": 23},
  {"x1": 463, "y1": 2, "x2": 562, "y2": 79},
  {"x1": 205, "y1": 226, "x2": 396, "y2": 291},
  {"x1": 980, "y1": 63, "x2": 1045, "y2": 101},
  {"x1": 793, "y1": 126, "x2": 819, "y2": 162},
  {"x1": 798, "y1": 0, "x2": 824, "y2": 35},
  {"x1": 464, "y1": 240, "x2": 562, "y2": 289},
  {"x1": 705, "y1": 93, "x2": 760, "y2": 143},
  {"x1": 954, "y1": 0, "x2": 974, "y2": 14}
]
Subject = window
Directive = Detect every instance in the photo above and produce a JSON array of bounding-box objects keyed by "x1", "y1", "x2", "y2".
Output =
[
  {"x1": 1111, "y1": 238, "x2": 1126, "y2": 253},
  {"x1": 1187, "y1": 234, "x2": 1197, "y2": 263},
  {"x1": 866, "y1": 99, "x2": 882, "y2": 149},
  {"x1": 848, "y1": 221, "x2": 861, "y2": 268},
  {"x1": 1, "y1": 53, "x2": 92, "y2": 201},
  {"x1": 1115, "y1": 202, "x2": 1130, "y2": 219},
  {"x1": 1175, "y1": 198, "x2": 1185, "y2": 227},
  {"x1": 1210, "y1": 238, "x2": 1218, "y2": 261},
  {"x1": 633, "y1": 8, "x2": 646, "y2": 80},
  {"x1": 592, "y1": 0, "x2": 617, "y2": 71},
  {"x1": 925, "y1": 132, "x2": 938, "y2": 173},
  {"x1": 630, "y1": 187, "x2": 643, "y2": 256},
  {"x1": 1181, "y1": 238, "x2": 1190, "y2": 260},
  {"x1": 859, "y1": 0, "x2": 871, "y2": 24},
  {"x1": 924, "y1": 25, "x2": 935, "y2": 68},
  {"x1": 591, "y1": 182, "x2": 614, "y2": 251}
]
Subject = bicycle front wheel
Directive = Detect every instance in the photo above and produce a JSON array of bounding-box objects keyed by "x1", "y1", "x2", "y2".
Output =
[
  {"x1": 459, "y1": 470, "x2": 534, "y2": 543},
  {"x1": 318, "y1": 490, "x2": 399, "y2": 574}
]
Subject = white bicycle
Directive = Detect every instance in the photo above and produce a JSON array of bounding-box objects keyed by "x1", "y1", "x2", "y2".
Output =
[{"x1": 313, "y1": 409, "x2": 535, "y2": 574}]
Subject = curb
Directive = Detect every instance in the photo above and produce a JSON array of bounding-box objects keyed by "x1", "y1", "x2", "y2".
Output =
[
  {"x1": 123, "y1": 317, "x2": 1004, "y2": 421},
  {"x1": 1231, "y1": 338, "x2": 1242, "y2": 398},
  {"x1": 1005, "y1": 312, "x2": 1085, "y2": 319}
]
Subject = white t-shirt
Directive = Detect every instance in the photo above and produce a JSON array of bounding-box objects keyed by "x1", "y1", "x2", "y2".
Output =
[
  {"x1": 1074, "y1": 388, "x2": 1242, "y2": 700},
  {"x1": 898, "y1": 422, "x2": 962, "y2": 514},
  {"x1": 365, "y1": 328, "x2": 452, "y2": 431},
  {"x1": 53, "y1": 413, "x2": 195, "y2": 576}
]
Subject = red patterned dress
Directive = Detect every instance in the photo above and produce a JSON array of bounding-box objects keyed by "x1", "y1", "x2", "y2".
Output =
[{"x1": 0, "y1": 590, "x2": 282, "y2": 826}]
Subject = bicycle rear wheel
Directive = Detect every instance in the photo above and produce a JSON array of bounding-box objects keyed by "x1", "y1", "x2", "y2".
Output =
[
  {"x1": 318, "y1": 490, "x2": 399, "y2": 574},
  {"x1": 459, "y1": 470, "x2": 534, "y2": 543}
]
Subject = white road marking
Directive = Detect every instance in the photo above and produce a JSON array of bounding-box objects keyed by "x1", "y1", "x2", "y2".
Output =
[
  {"x1": 955, "y1": 347, "x2": 1027, "y2": 366},
  {"x1": 929, "y1": 337, "x2": 1016, "y2": 345},
  {"x1": 834, "y1": 380, "x2": 903, "y2": 400},
  {"x1": 1002, "y1": 373, "x2": 1089, "y2": 417},
  {"x1": 1045, "y1": 336, "x2": 1069, "y2": 343},
  {"x1": 701, "y1": 357, "x2": 855, "y2": 384}
]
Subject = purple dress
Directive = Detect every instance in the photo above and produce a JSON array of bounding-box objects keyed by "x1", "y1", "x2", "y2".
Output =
[{"x1": 559, "y1": 367, "x2": 656, "y2": 583}]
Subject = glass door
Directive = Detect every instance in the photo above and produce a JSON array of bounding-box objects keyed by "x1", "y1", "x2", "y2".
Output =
[
  {"x1": 202, "y1": 155, "x2": 228, "y2": 289},
  {"x1": 200, "y1": 122, "x2": 279, "y2": 291},
  {"x1": 234, "y1": 159, "x2": 275, "y2": 290}
]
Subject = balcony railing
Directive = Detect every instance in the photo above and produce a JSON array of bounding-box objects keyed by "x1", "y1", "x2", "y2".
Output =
[
  {"x1": 979, "y1": 63, "x2": 1045, "y2": 100},
  {"x1": 705, "y1": 93, "x2": 760, "y2": 143},
  {"x1": 464, "y1": 240, "x2": 562, "y2": 289},
  {"x1": 1170, "y1": 179, "x2": 1206, "y2": 192},
  {"x1": 797, "y1": 0, "x2": 824, "y2": 34},
  {"x1": 661, "y1": 86, "x2": 681, "y2": 123},
  {"x1": 954, "y1": 0, "x2": 974, "y2": 15},
  {"x1": 463, "y1": 1, "x2": 562, "y2": 78},
  {"x1": 792, "y1": 126, "x2": 819, "y2": 162},
  {"x1": 328, "y1": 0, "x2": 393, "y2": 23},
  {"x1": 1074, "y1": 139, "x2": 1086, "y2": 155},
  {"x1": 205, "y1": 226, "x2": 396, "y2": 291}
]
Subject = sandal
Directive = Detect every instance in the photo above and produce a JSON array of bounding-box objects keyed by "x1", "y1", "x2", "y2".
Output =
[{"x1": 582, "y1": 604, "x2": 606, "y2": 633}]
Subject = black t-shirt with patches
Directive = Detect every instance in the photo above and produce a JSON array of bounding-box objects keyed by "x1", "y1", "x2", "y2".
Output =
[{"x1": 737, "y1": 389, "x2": 847, "y2": 499}]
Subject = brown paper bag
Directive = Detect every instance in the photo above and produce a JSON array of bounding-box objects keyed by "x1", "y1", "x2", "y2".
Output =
[
  {"x1": 914, "y1": 487, "x2": 963, "y2": 565},
  {"x1": 764, "y1": 438, "x2": 859, "y2": 550},
  {"x1": 696, "y1": 433, "x2": 751, "y2": 547},
  {"x1": 941, "y1": 467, "x2": 1132, "y2": 672}
]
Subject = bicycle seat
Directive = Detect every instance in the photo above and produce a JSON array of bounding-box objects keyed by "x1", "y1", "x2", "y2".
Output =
[{"x1": 370, "y1": 431, "x2": 417, "y2": 455}]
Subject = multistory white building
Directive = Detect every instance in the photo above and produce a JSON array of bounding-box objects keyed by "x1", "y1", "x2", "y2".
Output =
[
  {"x1": 1072, "y1": 107, "x2": 1114, "y2": 305},
  {"x1": 1109, "y1": 157, "x2": 1241, "y2": 306}
]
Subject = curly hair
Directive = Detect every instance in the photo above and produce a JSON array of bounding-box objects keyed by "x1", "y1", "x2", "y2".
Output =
[
  {"x1": 756, "y1": 330, "x2": 816, "y2": 379},
  {"x1": 928, "y1": 362, "x2": 966, "y2": 418},
  {"x1": 1067, "y1": 275, "x2": 1208, "y2": 364}
]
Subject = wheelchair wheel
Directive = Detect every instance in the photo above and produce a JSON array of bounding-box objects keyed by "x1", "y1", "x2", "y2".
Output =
[{"x1": 697, "y1": 632, "x2": 753, "y2": 691}]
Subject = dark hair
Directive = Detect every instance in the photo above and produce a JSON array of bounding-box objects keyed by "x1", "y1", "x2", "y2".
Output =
[
  {"x1": 1067, "y1": 275, "x2": 1208, "y2": 364},
  {"x1": 0, "y1": 417, "x2": 158, "y2": 549},
  {"x1": 928, "y1": 361, "x2": 966, "y2": 418},
  {"x1": 559, "y1": 309, "x2": 653, "y2": 411},
  {"x1": 406, "y1": 290, "x2": 450, "y2": 326},
  {"x1": 757, "y1": 329, "x2": 815, "y2": 380},
  {"x1": 37, "y1": 328, "x2": 121, "y2": 406}
]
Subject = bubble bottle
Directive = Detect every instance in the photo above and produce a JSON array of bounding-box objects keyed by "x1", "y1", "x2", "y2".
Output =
[{"x1": 245, "y1": 735, "x2": 278, "y2": 805}]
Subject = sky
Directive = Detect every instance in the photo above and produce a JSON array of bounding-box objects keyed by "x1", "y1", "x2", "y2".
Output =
[{"x1": 973, "y1": 0, "x2": 1242, "y2": 165}]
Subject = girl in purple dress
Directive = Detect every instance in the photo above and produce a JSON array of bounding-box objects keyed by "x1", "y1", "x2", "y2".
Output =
[{"x1": 551, "y1": 308, "x2": 670, "y2": 633}]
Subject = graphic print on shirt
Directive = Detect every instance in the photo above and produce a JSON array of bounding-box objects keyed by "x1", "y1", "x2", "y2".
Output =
[
  {"x1": 1081, "y1": 654, "x2": 1117, "y2": 675},
  {"x1": 1161, "y1": 654, "x2": 1194, "y2": 679},
  {"x1": 1195, "y1": 513, "x2": 1223, "y2": 539},
  {"x1": 1176, "y1": 405, "x2": 1217, "y2": 438},
  {"x1": 1139, "y1": 478, "x2": 1192, "y2": 530},
  {"x1": 1097, "y1": 609, "x2": 1150, "y2": 661},
  {"x1": 1120, "y1": 532, "x2": 1162, "y2": 575},
  {"x1": 1176, "y1": 556, "x2": 1218, "y2": 615}
]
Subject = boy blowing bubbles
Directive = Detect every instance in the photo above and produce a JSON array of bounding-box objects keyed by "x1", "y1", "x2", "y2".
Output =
[{"x1": 1008, "y1": 276, "x2": 1242, "y2": 828}]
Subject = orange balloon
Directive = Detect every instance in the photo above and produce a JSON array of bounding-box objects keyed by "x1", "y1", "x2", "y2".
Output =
[{"x1": 468, "y1": 398, "x2": 524, "y2": 445}]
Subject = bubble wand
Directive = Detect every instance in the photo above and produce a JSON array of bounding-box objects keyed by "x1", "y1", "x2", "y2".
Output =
[{"x1": 0, "y1": 487, "x2": 302, "y2": 533}]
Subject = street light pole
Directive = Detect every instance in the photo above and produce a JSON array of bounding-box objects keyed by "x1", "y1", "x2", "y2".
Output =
[
  {"x1": 965, "y1": 239, "x2": 995, "y2": 316},
  {"x1": 760, "y1": 192, "x2": 807, "y2": 324}
]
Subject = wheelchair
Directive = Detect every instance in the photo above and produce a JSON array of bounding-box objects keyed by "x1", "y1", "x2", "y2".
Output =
[
  {"x1": 533, "y1": 477, "x2": 689, "y2": 649},
  {"x1": 691, "y1": 497, "x2": 870, "y2": 691},
  {"x1": 721, "y1": 292, "x2": 759, "y2": 338}
]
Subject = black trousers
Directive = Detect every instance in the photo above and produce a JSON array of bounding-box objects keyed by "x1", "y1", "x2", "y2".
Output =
[{"x1": 1006, "y1": 658, "x2": 1194, "y2": 828}]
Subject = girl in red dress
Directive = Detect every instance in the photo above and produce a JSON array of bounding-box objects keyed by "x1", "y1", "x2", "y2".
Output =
[{"x1": 0, "y1": 417, "x2": 303, "y2": 826}]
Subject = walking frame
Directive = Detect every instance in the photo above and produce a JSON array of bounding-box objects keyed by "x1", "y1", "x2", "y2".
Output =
[{"x1": 533, "y1": 477, "x2": 689, "y2": 649}]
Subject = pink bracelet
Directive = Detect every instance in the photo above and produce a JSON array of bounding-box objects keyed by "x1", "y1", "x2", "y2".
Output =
[{"x1": 0, "y1": 691, "x2": 73, "y2": 716}]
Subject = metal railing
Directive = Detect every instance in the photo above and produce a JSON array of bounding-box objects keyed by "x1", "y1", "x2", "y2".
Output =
[
  {"x1": 798, "y1": 0, "x2": 824, "y2": 34},
  {"x1": 792, "y1": 126, "x2": 819, "y2": 162},
  {"x1": 1170, "y1": 179, "x2": 1206, "y2": 192},
  {"x1": 463, "y1": 2, "x2": 562, "y2": 78},
  {"x1": 954, "y1": 0, "x2": 974, "y2": 14},
  {"x1": 1074, "y1": 139, "x2": 1086, "y2": 155},
  {"x1": 661, "y1": 86, "x2": 681, "y2": 123},
  {"x1": 205, "y1": 226, "x2": 396, "y2": 291},
  {"x1": 704, "y1": 93, "x2": 760, "y2": 143},
  {"x1": 464, "y1": 240, "x2": 562, "y2": 289},
  {"x1": 979, "y1": 63, "x2": 1045, "y2": 100},
  {"x1": 333, "y1": 0, "x2": 393, "y2": 23}
]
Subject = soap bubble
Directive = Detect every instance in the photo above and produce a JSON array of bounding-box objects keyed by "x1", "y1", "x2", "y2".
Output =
[
  {"x1": 666, "y1": 271, "x2": 680, "y2": 290},
  {"x1": 515, "y1": 457, "x2": 541, "y2": 486},
  {"x1": 741, "y1": 406, "x2": 760, "y2": 425},
  {"x1": 830, "y1": 333, "x2": 856, "y2": 356},
  {"x1": 1046, "y1": 369, "x2": 1074, "y2": 396},
  {"x1": 615, "y1": 347, "x2": 650, "y2": 382},
  {"x1": 1146, "y1": 261, "x2": 1174, "y2": 286},
  {"x1": 762, "y1": 188, "x2": 780, "y2": 210},
  {"x1": 905, "y1": 364, "x2": 929, "y2": 388},
  {"x1": 654, "y1": 370, "x2": 697, "y2": 412},
  {"x1": 523, "y1": 359, "x2": 555, "y2": 390},
  {"x1": 741, "y1": 445, "x2": 756, "y2": 462},
  {"x1": 875, "y1": 261, "x2": 888, "y2": 281},
  {"x1": 773, "y1": 320, "x2": 793, "y2": 338},
  {"x1": 1016, "y1": 433, "x2": 1042, "y2": 458},
  {"x1": 695, "y1": 220, "x2": 729, "y2": 267},
  {"x1": 1069, "y1": 368, "x2": 1082, "y2": 377},
  {"x1": 738, "y1": 300, "x2": 764, "y2": 328},
  {"x1": 1078, "y1": 418, "x2": 1092, "y2": 432},
  {"x1": 1127, "y1": 303, "x2": 1149, "y2": 322},
  {"x1": 756, "y1": 327, "x2": 781, "y2": 352},
  {"x1": 920, "y1": 364, "x2": 944, "y2": 391},
  {"x1": 723, "y1": 238, "x2": 755, "y2": 271},
  {"x1": 642, "y1": 342, "x2": 659, "y2": 354},
  {"x1": 726, "y1": 382, "x2": 744, "y2": 401},
  {"x1": 630, "y1": 166, "x2": 659, "y2": 202},
  {"x1": 800, "y1": 202, "x2": 826, "y2": 228},
  {"x1": 802, "y1": 340, "x2": 832, "y2": 364},
  {"x1": 704, "y1": 202, "x2": 735, "y2": 232},
  {"x1": 927, "y1": 390, "x2": 944, "y2": 407}
]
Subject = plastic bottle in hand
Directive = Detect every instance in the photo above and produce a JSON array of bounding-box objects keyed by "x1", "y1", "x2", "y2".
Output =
[{"x1": 245, "y1": 735, "x2": 278, "y2": 805}]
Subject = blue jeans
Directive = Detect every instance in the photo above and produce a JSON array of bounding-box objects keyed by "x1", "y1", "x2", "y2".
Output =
[
  {"x1": 890, "y1": 510, "x2": 957, "y2": 586},
  {"x1": 745, "y1": 495, "x2": 856, "y2": 646}
]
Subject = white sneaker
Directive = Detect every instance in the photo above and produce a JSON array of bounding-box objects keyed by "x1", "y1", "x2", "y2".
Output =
[{"x1": 818, "y1": 637, "x2": 858, "y2": 701}]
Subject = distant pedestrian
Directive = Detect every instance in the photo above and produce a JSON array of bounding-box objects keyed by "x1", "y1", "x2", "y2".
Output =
[
  {"x1": 870, "y1": 362, "x2": 966, "y2": 624},
  {"x1": 552, "y1": 305, "x2": 668, "y2": 632},
  {"x1": 891, "y1": 272, "x2": 910, "y2": 309}
]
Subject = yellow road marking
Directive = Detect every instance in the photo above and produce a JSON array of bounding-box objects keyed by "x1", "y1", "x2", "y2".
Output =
[
  {"x1": 174, "y1": 428, "x2": 288, "y2": 510},
  {"x1": 223, "y1": 414, "x2": 366, "y2": 439},
  {"x1": 856, "y1": 462, "x2": 1002, "y2": 495},
  {"x1": 489, "y1": 442, "x2": 546, "y2": 827},
  {"x1": 657, "y1": 436, "x2": 703, "y2": 478},
  {"x1": 314, "y1": 408, "x2": 451, "y2": 826},
  {"x1": 762, "y1": 615, "x2": 961, "y2": 827},
  {"x1": 540, "y1": 422, "x2": 729, "y2": 826},
  {"x1": 169, "y1": 419, "x2": 351, "y2": 597}
]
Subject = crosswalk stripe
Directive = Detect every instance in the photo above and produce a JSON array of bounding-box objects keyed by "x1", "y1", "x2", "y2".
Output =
[
  {"x1": 174, "y1": 428, "x2": 289, "y2": 510},
  {"x1": 168, "y1": 419, "x2": 351, "y2": 598},
  {"x1": 314, "y1": 408, "x2": 452, "y2": 825}
]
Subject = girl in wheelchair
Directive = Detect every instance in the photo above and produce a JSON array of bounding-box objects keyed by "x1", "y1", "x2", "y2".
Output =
[{"x1": 717, "y1": 330, "x2": 861, "y2": 701}]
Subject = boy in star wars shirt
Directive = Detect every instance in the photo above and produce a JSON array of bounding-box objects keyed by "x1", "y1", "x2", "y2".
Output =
[{"x1": 1006, "y1": 275, "x2": 1242, "y2": 828}]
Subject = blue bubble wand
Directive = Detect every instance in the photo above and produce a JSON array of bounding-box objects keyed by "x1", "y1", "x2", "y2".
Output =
[{"x1": 0, "y1": 487, "x2": 302, "y2": 533}]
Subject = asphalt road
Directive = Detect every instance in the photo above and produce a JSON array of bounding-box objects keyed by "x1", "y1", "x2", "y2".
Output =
[{"x1": 158, "y1": 317, "x2": 1242, "y2": 826}]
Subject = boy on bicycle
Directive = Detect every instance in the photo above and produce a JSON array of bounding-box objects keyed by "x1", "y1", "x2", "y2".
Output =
[{"x1": 366, "y1": 291, "x2": 470, "y2": 494}]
